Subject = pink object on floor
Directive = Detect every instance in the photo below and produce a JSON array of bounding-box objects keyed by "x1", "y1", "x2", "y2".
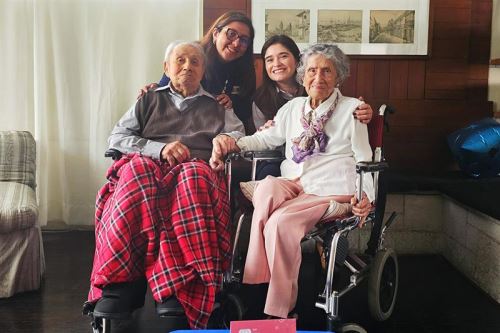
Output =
[{"x1": 231, "y1": 318, "x2": 296, "y2": 333}]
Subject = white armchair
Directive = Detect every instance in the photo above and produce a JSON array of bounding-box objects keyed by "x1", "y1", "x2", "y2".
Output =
[{"x1": 0, "y1": 131, "x2": 45, "y2": 298}]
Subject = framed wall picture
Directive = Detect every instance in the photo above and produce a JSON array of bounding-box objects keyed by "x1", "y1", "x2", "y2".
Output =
[{"x1": 251, "y1": 0, "x2": 430, "y2": 55}]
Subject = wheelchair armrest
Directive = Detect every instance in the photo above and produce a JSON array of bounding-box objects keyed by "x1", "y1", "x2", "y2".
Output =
[
  {"x1": 244, "y1": 150, "x2": 284, "y2": 181},
  {"x1": 225, "y1": 152, "x2": 242, "y2": 162},
  {"x1": 356, "y1": 161, "x2": 388, "y2": 173},
  {"x1": 224, "y1": 150, "x2": 284, "y2": 163},
  {"x1": 104, "y1": 148, "x2": 123, "y2": 161},
  {"x1": 243, "y1": 150, "x2": 285, "y2": 161},
  {"x1": 224, "y1": 150, "x2": 284, "y2": 184}
]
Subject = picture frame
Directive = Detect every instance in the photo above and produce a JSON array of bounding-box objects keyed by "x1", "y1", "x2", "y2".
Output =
[{"x1": 251, "y1": 0, "x2": 430, "y2": 56}]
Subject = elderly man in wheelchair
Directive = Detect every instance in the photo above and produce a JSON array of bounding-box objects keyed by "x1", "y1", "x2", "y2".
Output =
[
  {"x1": 82, "y1": 40, "x2": 245, "y2": 332},
  {"x1": 211, "y1": 43, "x2": 398, "y2": 333}
]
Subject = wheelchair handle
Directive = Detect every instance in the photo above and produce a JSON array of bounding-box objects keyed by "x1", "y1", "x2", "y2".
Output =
[
  {"x1": 356, "y1": 161, "x2": 389, "y2": 173},
  {"x1": 104, "y1": 148, "x2": 123, "y2": 160}
]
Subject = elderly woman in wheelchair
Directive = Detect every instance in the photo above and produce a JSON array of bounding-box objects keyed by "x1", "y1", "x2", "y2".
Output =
[
  {"x1": 211, "y1": 43, "x2": 398, "y2": 332},
  {"x1": 82, "y1": 40, "x2": 245, "y2": 332}
]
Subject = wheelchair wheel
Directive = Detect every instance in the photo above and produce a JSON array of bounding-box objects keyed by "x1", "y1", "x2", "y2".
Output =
[
  {"x1": 338, "y1": 323, "x2": 367, "y2": 333},
  {"x1": 208, "y1": 293, "x2": 245, "y2": 328},
  {"x1": 368, "y1": 248, "x2": 399, "y2": 321}
]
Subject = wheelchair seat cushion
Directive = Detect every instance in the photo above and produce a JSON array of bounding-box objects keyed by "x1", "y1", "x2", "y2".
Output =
[
  {"x1": 240, "y1": 180, "x2": 259, "y2": 202},
  {"x1": 319, "y1": 200, "x2": 352, "y2": 223}
]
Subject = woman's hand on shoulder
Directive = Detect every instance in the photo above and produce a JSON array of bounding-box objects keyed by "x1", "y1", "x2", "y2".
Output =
[
  {"x1": 137, "y1": 82, "x2": 159, "y2": 100},
  {"x1": 216, "y1": 93, "x2": 233, "y2": 110},
  {"x1": 353, "y1": 96, "x2": 373, "y2": 124}
]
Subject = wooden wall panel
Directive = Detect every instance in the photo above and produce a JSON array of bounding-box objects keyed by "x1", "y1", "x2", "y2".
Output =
[
  {"x1": 466, "y1": 79, "x2": 489, "y2": 100},
  {"x1": 373, "y1": 60, "x2": 390, "y2": 100},
  {"x1": 432, "y1": 23, "x2": 470, "y2": 40},
  {"x1": 389, "y1": 61, "x2": 409, "y2": 99},
  {"x1": 468, "y1": 0, "x2": 491, "y2": 100},
  {"x1": 408, "y1": 61, "x2": 426, "y2": 99},
  {"x1": 426, "y1": 73, "x2": 467, "y2": 90},
  {"x1": 427, "y1": 59, "x2": 468, "y2": 73},
  {"x1": 254, "y1": 58, "x2": 263, "y2": 88},
  {"x1": 203, "y1": 0, "x2": 250, "y2": 34},
  {"x1": 468, "y1": 64, "x2": 489, "y2": 80},
  {"x1": 433, "y1": 8, "x2": 471, "y2": 24},
  {"x1": 434, "y1": 0, "x2": 471, "y2": 8},
  {"x1": 204, "y1": 0, "x2": 247, "y2": 8},
  {"x1": 203, "y1": 0, "x2": 493, "y2": 172},
  {"x1": 355, "y1": 61, "x2": 375, "y2": 99},
  {"x1": 431, "y1": 39, "x2": 470, "y2": 59},
  {"x1": 426, "y1": 89, "x2": 466, "y2": 100},
  {"x1": 370, "y1": 99, "x2": 493, "y2": 171}
]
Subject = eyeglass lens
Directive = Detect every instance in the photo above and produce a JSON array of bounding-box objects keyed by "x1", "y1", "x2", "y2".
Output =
[{"x1": 225, "y1": 28, "x2": 249, "y2": 46}]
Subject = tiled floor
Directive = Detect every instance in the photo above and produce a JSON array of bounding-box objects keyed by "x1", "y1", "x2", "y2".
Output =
[{"x1": 0, "y1": 230, "x2": 499, "y2": 333}]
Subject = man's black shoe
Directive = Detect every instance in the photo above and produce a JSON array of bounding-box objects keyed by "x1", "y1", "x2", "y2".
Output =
[
  {"x1": 93, "y1": 279, "x2": 147, "y2": 319},
  {"x1": 155, "y1": 296, "x2": 184, "y2": 317}
]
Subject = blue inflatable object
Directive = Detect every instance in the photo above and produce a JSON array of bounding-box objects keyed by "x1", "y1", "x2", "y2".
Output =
[{"x1": 447, "y1": 118, "x2": 500, "y2": 178}]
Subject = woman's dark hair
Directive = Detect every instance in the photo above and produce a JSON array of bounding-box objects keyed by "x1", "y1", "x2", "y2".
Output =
[
  {"x1": 254, "y1": 35, "x2": 301, "y2": 120},
  {"x1": 200, "y1": 11, "x2": 256, "y2": 98}
]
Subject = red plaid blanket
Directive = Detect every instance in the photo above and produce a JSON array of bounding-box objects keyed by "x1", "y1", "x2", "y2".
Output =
[{"x1": 88, "y1": 154, "x2": 231, "y2": 328}]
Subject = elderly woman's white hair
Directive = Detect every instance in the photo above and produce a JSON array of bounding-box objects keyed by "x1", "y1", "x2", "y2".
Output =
[
  {"x1": 163, "y1": 40, "x2": 206, "y2": 66},
  {"x1": 296, "y1": 43, "x2": 350, "y2": 86}
]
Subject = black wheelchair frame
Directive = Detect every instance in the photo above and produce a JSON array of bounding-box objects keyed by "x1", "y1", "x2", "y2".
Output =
[{"x1": 220, "y1": 104, "x2": 398, "y2": 333}]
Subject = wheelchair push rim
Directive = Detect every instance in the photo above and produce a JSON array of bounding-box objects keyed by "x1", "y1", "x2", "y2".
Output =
[{"x1": 368, "y1": 248, "x2": 399, "y2": 321}]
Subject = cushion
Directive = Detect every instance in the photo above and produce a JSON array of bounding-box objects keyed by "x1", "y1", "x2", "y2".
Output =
[
  {"x1": 239, "y1": 180, "x2": 259, "y2": 202},
  {"x1": 0, "y1": 131, "x2": 36, "y2": 189},
  {"x1": 447, "y1": 118, "x2": 500, "y2": 178},
  {"x1": 319, "y1": 200, "x2": 352, "y2": 223},
  {"x1": 0, "y1": 181, "x2": 38, "y2": 233}
]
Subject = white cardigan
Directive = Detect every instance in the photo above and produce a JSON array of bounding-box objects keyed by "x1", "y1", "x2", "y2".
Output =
[{"x1": 237, "y1": 89, "x2": 375, "y2": 202}]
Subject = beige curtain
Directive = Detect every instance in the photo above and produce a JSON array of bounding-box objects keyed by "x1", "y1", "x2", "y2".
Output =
[{"x1": 0, "y1": 0, "x2": 202, "y2": 226}]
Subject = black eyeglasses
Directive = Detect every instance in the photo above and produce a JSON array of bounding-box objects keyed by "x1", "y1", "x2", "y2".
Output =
[{"x1": 223, "y1": 27, "x2": 250, "y2": 47}]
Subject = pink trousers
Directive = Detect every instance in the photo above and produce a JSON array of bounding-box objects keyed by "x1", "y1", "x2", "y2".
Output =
[{"x1": 242, "y1": 176, "x2": 338, "y2": 318}]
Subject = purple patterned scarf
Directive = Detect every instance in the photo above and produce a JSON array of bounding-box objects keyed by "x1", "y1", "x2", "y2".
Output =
[{"x1": 291, "y1": 93, "x2": 339, "y2": 163}]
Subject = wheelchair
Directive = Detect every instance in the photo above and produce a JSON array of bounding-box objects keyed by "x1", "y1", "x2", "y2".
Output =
[
  {"x1": 81, "y1": 149, "x2": 247, "y2": 333},
  {"x1": 83, "y1": 104, "x2": 396, "y2": 333},
  {"x1": 221, "y1": 104, "x2": 398, "y2": 333}
]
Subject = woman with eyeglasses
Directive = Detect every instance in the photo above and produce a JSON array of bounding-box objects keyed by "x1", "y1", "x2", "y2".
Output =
[{"x1": 139, "y1": 11, "x2": 257, "y2": 133}]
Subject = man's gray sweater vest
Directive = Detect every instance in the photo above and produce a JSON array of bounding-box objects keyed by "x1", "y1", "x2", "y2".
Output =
[{"x1": 136, "y1": 90, "x2": 225, "y2": 161}]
